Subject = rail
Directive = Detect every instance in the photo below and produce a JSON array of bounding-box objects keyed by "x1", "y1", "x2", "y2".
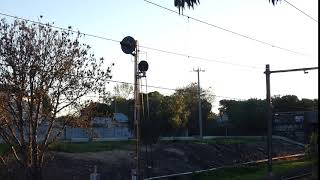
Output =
[{"x1": 144, "y1": 153, "x2": 305, "y2": 180}]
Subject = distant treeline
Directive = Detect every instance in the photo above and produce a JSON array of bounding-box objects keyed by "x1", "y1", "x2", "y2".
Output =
[
  {"x1": 84, "y1": 82, "x2": 317, "y2": 142},
  {"x1": 217, "y1": 95, "x2": 318, "y2": 136}
]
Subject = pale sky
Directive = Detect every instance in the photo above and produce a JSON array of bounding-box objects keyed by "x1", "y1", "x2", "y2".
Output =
[{"x1": 0, "y1": 0, "x2": 318, "y2": 113}]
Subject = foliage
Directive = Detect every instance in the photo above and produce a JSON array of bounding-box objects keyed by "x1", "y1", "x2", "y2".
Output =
[
  {"x1": 175, "y1": 83, "x2": 214, "y2": 136},
  {"x1": 218, "y1": 95, "x2": 317, "y2": 136},
  {"x1": 140, "y1": 91, "x2": 165, "y2": 144},
  {"x1": 219, "y1": 98, "x2": 267, "y2": 136},
  {"x1": 174, "y1": 0, "x2": 281, "y2": 14},
  {"x1": 119, "y1": 83, "x2": 215, "y2": 140},
  {"x1": 0, "y1": 18, "x2": 113, "y2": 180},
  {"x1": 305, "y1": 132, "x2": 318, "y2": 162},
  {"x1": 305, "y1": 132, "x2": 319, "y2": 179},
  {"x1": 174, "y1": 0, "x2": 200, "y2": 14},
  {"x1": 80, "y1": 102, "x2": 112, "y2": 118},
  {"x1": 56, "y1": 115, "x2": 90, "y2": 128},
  {"x1": 272, "y1": 95, "x2": 318, "y2": 112}
]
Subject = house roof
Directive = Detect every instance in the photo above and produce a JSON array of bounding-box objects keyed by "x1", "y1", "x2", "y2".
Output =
[{"x1": 114, "y1": 113, "x2": 128, "y2": 123}]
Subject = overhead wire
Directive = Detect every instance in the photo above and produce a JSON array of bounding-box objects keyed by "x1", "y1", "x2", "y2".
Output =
[
  {"x1": 66, "y1": 72, "x2": 245, "y2": 100},
  {"x1": 0, "y1": 12, "x2": 264, "y2": 100},
  {"x1": 0, "y1": 11, "x2": 263, "y2": 70},
  {"x1": 143, "y1": 0, "x2": 309, "y2": 56},
  {"x1": 139, "y1": 45, "x2": 264, "y2": 69},
  {"x1": 283, "y1": 0, "x2": 318, "y2": 23}
]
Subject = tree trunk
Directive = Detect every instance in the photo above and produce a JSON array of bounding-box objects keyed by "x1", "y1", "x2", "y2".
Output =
[{"x1": 26, "y1": 165, "x2": 43, "y2": 180}]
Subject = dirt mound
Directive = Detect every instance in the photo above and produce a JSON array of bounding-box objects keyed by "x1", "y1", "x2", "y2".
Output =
[{"x1": 41, "y1": 139, "x2": 304, "y2": 180}]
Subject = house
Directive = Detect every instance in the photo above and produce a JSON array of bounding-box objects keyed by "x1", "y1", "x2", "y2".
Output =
[
  {"x1": 91, "y1": 113, "x2": 129, "y2": 127},
  {"x1": 64, "y1": 112, "x2": 132, "y2": 140},
  {"x1": 215, "y1": 113, "x2": 230, "y2": 136},
  {"x1": 216, "y1": 114, "x2": 229, "y2": 123}
]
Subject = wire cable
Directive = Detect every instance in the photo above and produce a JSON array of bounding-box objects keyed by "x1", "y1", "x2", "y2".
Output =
[
  {"x1": 75, "y1": 73, "x2": 245, "y2": 100},
  {"x1": 0, "y1": 12, "x2": 120, "y2": 43},
  {"x1": 283, "y1": 0, "x2": 318, "y2": 23},
  {"x1": 143, "y1": 0, "x2": 309, "y2": 56},
  {"x1": 139, "y1": 45, "x2": 264, "y2": 69},
  {"x1": 0, "y1": 11, "x2": 265, "y2": 70}
]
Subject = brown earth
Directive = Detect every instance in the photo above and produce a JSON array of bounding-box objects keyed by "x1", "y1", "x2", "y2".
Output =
[{"x1": 1, "y1": 139, "x2": 305, "y2": 180}]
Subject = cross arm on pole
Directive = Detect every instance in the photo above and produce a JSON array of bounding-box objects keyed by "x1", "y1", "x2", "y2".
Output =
[{"x1": 267, "y1": 67, "x2": 318, "y2": 74}]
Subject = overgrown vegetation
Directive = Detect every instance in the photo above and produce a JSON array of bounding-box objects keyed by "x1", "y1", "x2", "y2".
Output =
[{"x1": 305, "y1": 132, "x2": 318, "y2": 179}]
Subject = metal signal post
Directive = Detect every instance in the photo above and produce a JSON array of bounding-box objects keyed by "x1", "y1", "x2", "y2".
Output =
[
  {"x1": 120, "y1": 36, "x2": 141, "y2": 180},
  {"x1": 264, "y1": 64, "x2": 318, "y2": 179},
  {"x1": 134, "y1": 40, "x2": 141, "y2": 180},
  {"x1": 121, "y1": 36, "x2": 149, "y2": 180}
]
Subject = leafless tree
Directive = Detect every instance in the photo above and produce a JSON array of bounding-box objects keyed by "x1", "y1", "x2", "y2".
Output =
[{"x1": 0, "y1": 18, "x2": 113, "y2": 180}]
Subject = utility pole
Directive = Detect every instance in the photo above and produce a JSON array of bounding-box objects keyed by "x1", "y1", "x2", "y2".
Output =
[
  {"x1": 193, "y1": 67, "x2": 205, "y2": 138},
  {"x1": 264, "y1": 64, "x2": 318, "y2": 179},
  {"x1": 265, "y1": 64, "x2": 272, "y2": 178}
]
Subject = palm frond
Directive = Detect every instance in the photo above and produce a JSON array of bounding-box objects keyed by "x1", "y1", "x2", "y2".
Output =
[
  {"x1": 269, "y1": 0, "x2": 281, "y2": 5},
  {"x1": 174, "y1": 0, "x2": 200, "y2": 14}
]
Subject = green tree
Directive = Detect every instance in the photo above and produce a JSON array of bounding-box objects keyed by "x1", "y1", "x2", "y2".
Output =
[
  {"x1": 272, "y1": 95, "x2": 317, "y2": 112},
  {"x1": 80, "y1": 102, "x2": 112, "y2": 120},
  {"x1": 175, "y1": 83, "x2": 215, "y2": 136},
  {"x1": 140, "y1": 91, "x2": 165, "y2": 144},
  {"x1": 0, "y1": 18, "x2": 113, "y2": 180},
  {"x1": 219, "y1": 98, "x2": 267, "y2": 135},
  {"x1": 219, "y1": 95, "x2": 317, "y2": 136}
]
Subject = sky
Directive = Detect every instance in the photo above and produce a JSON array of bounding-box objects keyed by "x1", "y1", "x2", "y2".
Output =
[{"x1": 0, "y1": 0, "x2": 318, "y2": 113}]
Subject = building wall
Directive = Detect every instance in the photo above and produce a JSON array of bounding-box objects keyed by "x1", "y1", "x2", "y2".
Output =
[
  {"x1": 64, "y1": 126, "x2": 132, "y2": 139},
  {"x1": 273, "y1": 111, "x2": 318, "y2": 143}
]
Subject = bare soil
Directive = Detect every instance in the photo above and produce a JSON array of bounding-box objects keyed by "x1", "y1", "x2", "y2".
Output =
[{"x1": 1, "y1": 139, "x2": 305, "y2": 180}]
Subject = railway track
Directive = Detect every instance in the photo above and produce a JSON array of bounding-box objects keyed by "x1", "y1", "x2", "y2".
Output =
[
  {"x1": 143, "y1": 153, "x2": 307, "y2": 180},
  {"x1": 282, "y1": 172, "x2": 312, "y2": 180}
]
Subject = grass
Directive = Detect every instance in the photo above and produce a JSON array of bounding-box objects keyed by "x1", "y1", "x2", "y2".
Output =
[
  {"x1": 48, "y1": 138, "x2": 262, "y2": 154},
  {"x1": 1, "y1": 137, "x2": 264, "y2": 155},
  {"x1": 195, "y1": 137, "x2": 262, "y2": 145},
  {"x1": 186, "y1": 159, "x2": 312, "y2": 180},
  {"x1": 1, "y1": 140, "x2": 135, "y2": 154},
  {"x1": 48, "y1": 140, "x2": 134, "y2": 153}
]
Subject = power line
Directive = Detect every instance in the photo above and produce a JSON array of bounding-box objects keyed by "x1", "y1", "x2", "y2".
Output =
[
  {"x1": 0, "y1": 12, "x2": 121, "y2": 43},
  {"x1": 143, "y1": 0, "x2": 308, "y2": 56},
  {"x1": 66, "y1": 74, "x2": 244, "y2": 100},
  {"x1": 139, "y1": 45, "x2": 263, "y2": 69},
  {"x1": 0, "y1": 12, "x2": 263, "y2": 70},
  {"x1": 283, "y1": 0, "x2": 318, "y2": 23}
]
